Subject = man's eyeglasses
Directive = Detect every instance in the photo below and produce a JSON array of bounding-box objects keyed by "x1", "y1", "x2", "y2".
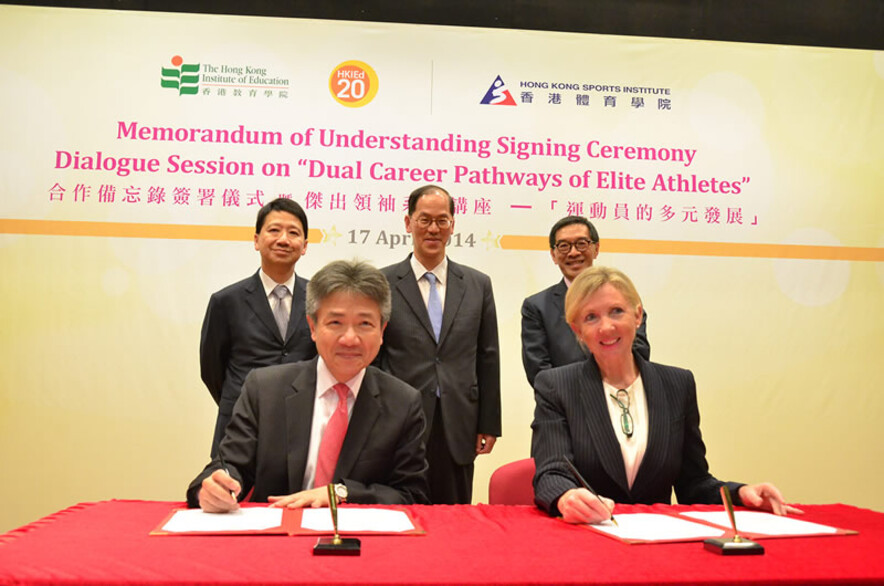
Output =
[
  {"x1": 415, "y1": 217, "x2": 452, "y2": 229},
  {"x1": 609, "y1": 389, "x2": 634, "y2": 438},
  {"x1": 554, "y1": 238, "x2": 595, "y2": 254}
]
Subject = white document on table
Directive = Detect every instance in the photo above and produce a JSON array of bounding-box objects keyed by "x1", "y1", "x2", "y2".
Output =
[
  {"x1": 161, "y1": 507, "x2": 283, "y2": 533},
  {"x1": 680, "y1": 510, "x2": 839, "y2": 536},
  {"x1": 591, "y1": 513, "x2": 725, "y2": 541},
  {"x1": 301, "y1": 508, "x2": 415, "y2": 533}
]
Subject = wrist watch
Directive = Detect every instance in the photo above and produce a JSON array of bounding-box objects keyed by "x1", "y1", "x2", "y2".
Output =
[{"x1": 333, "y1": 483, "x2": 348, "y2": 503}]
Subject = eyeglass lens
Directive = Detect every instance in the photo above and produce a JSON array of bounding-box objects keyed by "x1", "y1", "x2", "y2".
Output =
[
  {"x1": 418, "y1": 217, "x2": 450, "y2": 228},
  {"x1": 555, "y1": 239, "x2": 592, "y2": 253}
]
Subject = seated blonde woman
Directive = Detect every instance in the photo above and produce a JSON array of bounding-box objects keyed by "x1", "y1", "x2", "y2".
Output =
[{"x1": 531, "y1": 265, "x2": 801, "y2": 524}]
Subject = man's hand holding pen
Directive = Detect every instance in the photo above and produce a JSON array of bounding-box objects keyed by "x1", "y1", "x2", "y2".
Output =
[{"x1": 198, "y1": 468, "x2": 241, "y2": 513}]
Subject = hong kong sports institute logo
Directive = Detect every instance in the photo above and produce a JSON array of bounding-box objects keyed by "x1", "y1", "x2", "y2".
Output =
[
  {"x1": 161, "y1": 55, "x2": 200, "y2": 95},
  {"x1": 480, "y1": 75, "x2": 517, "y2": 106}
]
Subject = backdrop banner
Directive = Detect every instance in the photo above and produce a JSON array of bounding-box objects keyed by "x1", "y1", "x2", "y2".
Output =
[{"x1": 1, "y1": 5, "x2": 882, "y2": 531}]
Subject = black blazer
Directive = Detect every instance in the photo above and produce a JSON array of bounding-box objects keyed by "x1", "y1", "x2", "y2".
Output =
[
  {"x1": 521, "y1": 279, "x2": 650, "y2": 387},
  {"x1": 531, "y1": 354, "x2": 742, "y2": 516},
  {"x1": 187, "y1": 358, "x2": 430, "y2": 507},
  {"x1": 200, "y1": 270, "x2": 316, "y2": 455},
  {"x1": 378, "y1": 256, "x2": 501, "y2": 466}
]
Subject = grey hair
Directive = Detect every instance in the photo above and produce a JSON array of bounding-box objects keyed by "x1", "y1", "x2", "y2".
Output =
[{"x1": 306, "y1": 259, "x2": 392, "y2": 323}]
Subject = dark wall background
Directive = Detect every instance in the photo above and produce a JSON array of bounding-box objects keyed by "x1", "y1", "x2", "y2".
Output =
[{"x1": 7, "y1": 0, "x2": 884, "y2": 50}]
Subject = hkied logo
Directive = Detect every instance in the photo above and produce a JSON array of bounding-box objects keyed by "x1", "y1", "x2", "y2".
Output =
[
  {"x1": 329, "y1": 60, "x2": 379, "y2": 108},
  {"x1": 161, "y1": 55, "x2": 200, "y2": 96},
  {"x1": 480, "y1": 75, "x2": 517, "y2": 106}
]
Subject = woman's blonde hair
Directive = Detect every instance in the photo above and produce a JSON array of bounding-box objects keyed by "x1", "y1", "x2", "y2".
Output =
[{"x1": 564, "y1": 265, "x2": 642, "y2": 327}]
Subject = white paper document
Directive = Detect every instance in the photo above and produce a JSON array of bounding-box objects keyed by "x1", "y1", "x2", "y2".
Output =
[
  {"x1": 680, "y1": 510, "x2": 839, "y2": 536},
  {"x1": 301, "y1": 508, "x2": 415, "y2": 533},
  {"x1": 590, "y1": 513, "x2": 725, "y2": 542},
  {"x1": 161, "y1": 507, "x2": 283, "y2": 533}
]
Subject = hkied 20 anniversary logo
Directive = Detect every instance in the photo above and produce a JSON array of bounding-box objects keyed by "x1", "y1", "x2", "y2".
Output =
[
  {"x1": 160, "y1": 55, "x2": 292, "y2": 98},
  {"x1": 328, "y1": 60, "x2": 379, "y2": 108}
]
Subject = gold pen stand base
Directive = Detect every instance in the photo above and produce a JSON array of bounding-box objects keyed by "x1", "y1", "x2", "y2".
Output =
[
  {"x1": 703, "y1": 537, "x2": 764, "y2": 555},
  {"x1": 313, "y1": 536, "x2": 361, "y2": 556}
]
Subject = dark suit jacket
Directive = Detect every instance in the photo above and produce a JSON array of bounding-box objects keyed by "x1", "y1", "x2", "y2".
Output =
[
  {"x1": 521, "y1": 279, "x2": 650, "y2": 387},
  {"x1": 187, "y1": 358, "x2": 429, "y2": 507},
  {"x1": 531, "y1": 354, "x2": 742, "y2": 516},
  {"x1": 200, "y1": 270, "x2": 316, "y2": 455},
  {"x1": 378, "y1": 256, "x2": 501, "y2": 466}
]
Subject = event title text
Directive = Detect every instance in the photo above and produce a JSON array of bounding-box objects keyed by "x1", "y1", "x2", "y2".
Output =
[{"x1": 50, "y1": 121, "x2": 749, "y2": 195}]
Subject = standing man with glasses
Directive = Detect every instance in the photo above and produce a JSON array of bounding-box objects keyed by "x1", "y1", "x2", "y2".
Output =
[
  {"x1": 378, "y1": 185, "x2": 501, "y2": 505},
  {"x1": 521, "y1": 215, "x2": 650, "y2": 388},
  {"x1": 200, "y1": 198, "x2": 317, "y2": 457}
]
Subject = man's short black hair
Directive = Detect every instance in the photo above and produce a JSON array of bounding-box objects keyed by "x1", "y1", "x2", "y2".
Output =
[
  {"x1": 255, "y1": 198, "x2": 309, "y2": 236},
  {"x1": 548, "y1": 216, "x2": 599, "y2": 249},
  {"x1": 407, "y1": 185, "x2": 454, "y2": 216}
]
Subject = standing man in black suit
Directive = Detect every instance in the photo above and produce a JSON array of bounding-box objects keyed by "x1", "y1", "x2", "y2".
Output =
[
  {"x1": 521, "y1": 216, "x2": 650, "y2": 388},
  {"x1": 200, "y1": 198, "x2": 317, "y2": 456},
  {"x1": 189, "y1": 259, "x2": 429, "y2": 511},
  {"x1": 378, "y1": 185, "x2": 501, "y2": 504}
]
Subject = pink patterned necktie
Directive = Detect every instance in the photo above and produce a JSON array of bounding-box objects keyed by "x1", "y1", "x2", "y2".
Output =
[{"x1": 314, "y1": 383, "x2": 350, "y2": 488}]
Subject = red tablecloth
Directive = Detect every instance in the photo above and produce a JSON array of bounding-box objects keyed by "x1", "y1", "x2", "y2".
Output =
[{"x1": 1, "y1": 501, "x2": 882, "y2": 585}]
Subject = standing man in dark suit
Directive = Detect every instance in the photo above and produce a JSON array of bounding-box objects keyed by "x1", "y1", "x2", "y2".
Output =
[
  {"x1": 200, "y1": 198, "x2": 317, "y2": 456},
  {"x1": 521, "y1": 216, "x2": 650, "y2": 388},
  {"x1": 378, "y1": 185, "x2": 501, "y2": 504},
  {"x1": 189, "y1": 259, "x2": 429, "y2": 511}
]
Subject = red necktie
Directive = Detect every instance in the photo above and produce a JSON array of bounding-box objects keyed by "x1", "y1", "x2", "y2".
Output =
[{"x1": 314, "y1": 383, "x2": 350, "y2": 488}]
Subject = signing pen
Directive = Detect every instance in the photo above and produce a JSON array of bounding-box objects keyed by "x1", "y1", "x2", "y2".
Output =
[
  {"x1": 564, "y1": 458, "x2": 618, "y2": 527},
  {"x1": 218, "y1": 456, "x2": 238, "y2": 501}
]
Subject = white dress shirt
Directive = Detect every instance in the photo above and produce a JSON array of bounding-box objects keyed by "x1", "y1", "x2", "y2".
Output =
[
  {"x1": 258, "y1": 269, "x2": 296, "y2": 315},
  {"x1": 302, "y1": 357, "x2": 365, "y2": 490},
  {"x1": 602, "y1": 375, "x2": 648, "y2": 490},
  {"x1": 410, "y1": 255, "x2": 448, "y2": 309}
]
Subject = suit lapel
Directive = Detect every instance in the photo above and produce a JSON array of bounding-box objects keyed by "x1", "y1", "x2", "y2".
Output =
[
  {"x1": 552, "y1": 279, "x2": 567, "y2": 313},
  {"x1": 551, "y1": 280, "x2": 569, "y2": 334},
  {"x1": 393, "y1": 258, "x2": 436, "y2": 341},
  {"x1": 285, "y1": 360, "x2": 319, "y2": 490},
  {"x1": 551, "y1": 279, "x2": 588, "y2": 364},
  {"x1": 245, "y1": 271, "x2": 283, "y2": 342},
  {"x1": 334, "y1": 370, "x2": 381, "y2": 478},
  {"x1": 286, "y1": 275, "x2": 309, "y2": 342},
  {"x1": 439, "y1": 261, "x2": 465, "y2": 345},
  {"x1": 630, "y1": 359, "x2": 672, "y2": 501},
  {"x1": 579, "y1": 359, "x2": 631, "y2": 495}
]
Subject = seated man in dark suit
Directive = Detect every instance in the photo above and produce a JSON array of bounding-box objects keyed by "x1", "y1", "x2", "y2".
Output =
[
  {"x1": 200, "y1": 197, "x2": 317, "y2": 457},
  {"x1": 188, "y1": 259, "x2": 430, "y2": 512},
  {"x1": 521, "y1": 216, "x2": 650, "y2": 388}
]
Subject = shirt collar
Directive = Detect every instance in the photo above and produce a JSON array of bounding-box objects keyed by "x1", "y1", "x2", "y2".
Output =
[
  {"x1": 258, "y1": 269, "x2": 296, "y2": 297},
  {"x1": 411, "y1": 255, "x2": 447, "y2": 285},
  {"x1": 316, "y1": 356, "x2": 365, "y2": 399}
]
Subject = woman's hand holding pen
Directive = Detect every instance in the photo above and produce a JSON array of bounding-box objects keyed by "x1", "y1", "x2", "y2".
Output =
[
  {"x1": 561, "y1": 458, "x2": 618, "y2": 525},
  {"x1": 198, "y1": 469, "x2": 241, "y2": 513},
  {"x1": 558, "y1": 488, "x2": 616, "y2": 525}
]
